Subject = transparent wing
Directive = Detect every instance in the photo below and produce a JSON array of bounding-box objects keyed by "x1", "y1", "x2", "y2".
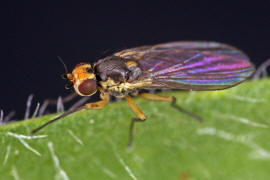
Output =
[{"x1": 114, "y1": 41, "x2": 255, "y2": 90}]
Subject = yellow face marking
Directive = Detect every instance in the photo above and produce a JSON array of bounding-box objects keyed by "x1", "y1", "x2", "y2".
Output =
[{"x1": 68, "y1": 63, "x2": 97, "y2": 96}]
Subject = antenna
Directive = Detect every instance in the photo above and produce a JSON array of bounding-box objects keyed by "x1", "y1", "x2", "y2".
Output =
[{"x1": 57, "y1": 56, "x2": 68, "y2": 74}]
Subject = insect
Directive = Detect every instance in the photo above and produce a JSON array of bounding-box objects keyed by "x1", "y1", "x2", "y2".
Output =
[{"x1": 31, "y1": 41, "x2": 254, "y2": 146}]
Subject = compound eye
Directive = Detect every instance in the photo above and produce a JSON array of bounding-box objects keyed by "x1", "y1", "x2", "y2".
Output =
[{"x1": 78, "y1": 79, "x2": 97, "y2": 96}]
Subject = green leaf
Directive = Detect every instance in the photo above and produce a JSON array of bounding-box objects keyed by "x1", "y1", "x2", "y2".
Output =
[{"x1": 1, "y1": 79, "x2": 270, "y2": 180}]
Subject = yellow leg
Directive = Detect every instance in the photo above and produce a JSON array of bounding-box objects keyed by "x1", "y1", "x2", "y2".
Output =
[
  {"x1": 31, "y1": 93, "x2": 109, "y2": 134},
  {"x1": 84, "y1": 93, "x2": 109, "y2": 109},
  {"x1": 139, "y1": 93, "x2": 174, "y2": 102},
  {"x1": 126, "y1": 95, "x2": 146, "y2": 120},
  {"x1": 139, "y1": 93, "x2": 203, "y2": 122},
  {"x1": 126, "y1": 95, "x2": 147, "y2": 147}
]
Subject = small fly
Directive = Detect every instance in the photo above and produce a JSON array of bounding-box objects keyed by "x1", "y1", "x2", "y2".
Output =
[{"x1": 31, "y1": 41, "x2": 255, "y2": 146}]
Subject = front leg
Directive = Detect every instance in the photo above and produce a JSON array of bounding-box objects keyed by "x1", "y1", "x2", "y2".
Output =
[
  {"x1": 84, "y1": 93, "x2": 109, "y2": 109},
  {"x1": 31, "y1": 93, "x2": 109, "y2": 134},
  {"x1": 126, "y1": 95, "x2": 146, "y2": 147}
]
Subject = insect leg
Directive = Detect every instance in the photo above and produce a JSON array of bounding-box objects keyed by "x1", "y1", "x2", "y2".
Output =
[
  {"x1": 30, "y1": 106, "x2": 85, "y2": 134},
  {"x1": 84, "y1": 93, "x2": 109, "y2": 109},
  {"x1": 126, "y1": 95, "x2": 146, "y2": 147},
  {"x1": 31, "y1": 93, "x2": 109, "y2": 135},
  {"x1": 139, "y1": 93, "x2": 203, "y2": 122}
]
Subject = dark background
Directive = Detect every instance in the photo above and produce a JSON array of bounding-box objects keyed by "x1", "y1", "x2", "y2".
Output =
[{"x1": 2, "y1": 1, "x2": 270, "y2": 120}]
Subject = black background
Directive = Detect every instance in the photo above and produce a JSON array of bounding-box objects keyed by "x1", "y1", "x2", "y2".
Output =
[{"x1": 2, "y1": 1, "x2": 270, "y2": 119}]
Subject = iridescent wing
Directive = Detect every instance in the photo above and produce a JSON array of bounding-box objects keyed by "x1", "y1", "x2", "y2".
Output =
[{"x1": 114, "y1": 41, "x2": 255, "y2": 90}]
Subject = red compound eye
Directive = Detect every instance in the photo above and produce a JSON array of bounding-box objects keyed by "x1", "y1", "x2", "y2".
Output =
[{"x1": 78, "y1": 79, "x2": 97, "y2": 96}]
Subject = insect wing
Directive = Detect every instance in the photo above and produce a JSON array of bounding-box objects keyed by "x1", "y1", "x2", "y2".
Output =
[{"x1": 115, "y1": 42, "x2": 255, "y2": 90}]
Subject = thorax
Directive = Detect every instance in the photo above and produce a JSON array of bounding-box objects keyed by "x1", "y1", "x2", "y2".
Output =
[
  {"x1": 98, "y1": 78, "x2": 138, "y2": 98},
  {"x1": 94, "y1": 56, "x2": 151, "y2": 98}
]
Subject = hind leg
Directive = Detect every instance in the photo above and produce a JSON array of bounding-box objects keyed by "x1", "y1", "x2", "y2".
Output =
[{"x1": 139, "y1": 93, "x2": 203, "y2": 122}]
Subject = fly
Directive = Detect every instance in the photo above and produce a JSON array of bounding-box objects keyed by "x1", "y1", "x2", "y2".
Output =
[{"x1": 31, "y1": 41, "x2": 255, "y2": 146}]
